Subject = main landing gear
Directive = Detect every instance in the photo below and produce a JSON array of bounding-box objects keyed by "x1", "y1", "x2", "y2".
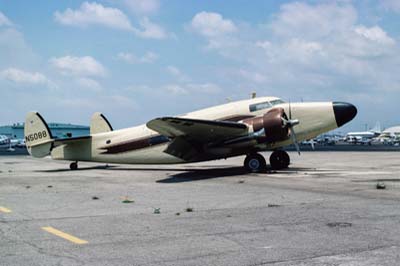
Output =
[
  {"x1": 269, "y1": 150, "x2": 290, "y2": 170},
  {"x1": 70, "y1": 161, "x2": 78, "y2": 170},
  {"x1": 244, "y1": 153, "x2": 267, "y2": 172},
  {"x1": 244, "y1": 150, "x2": 290, "y2": 172}
]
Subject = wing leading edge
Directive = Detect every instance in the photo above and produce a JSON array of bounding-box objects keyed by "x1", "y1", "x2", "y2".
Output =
[{"x1": 147, "y1": 117, "x2": 248, "y2": 141}]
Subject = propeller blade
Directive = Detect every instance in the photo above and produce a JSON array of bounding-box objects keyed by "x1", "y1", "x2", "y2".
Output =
[
  {"x1": 290, "y1": 127, "x2": 301, "y2": 155},
  {"x1": 286, "y1": 101, "x2": 300, "y2": 154},
  {"x1": 311, "y1": 140, "x2": 315, "y2": 150}
]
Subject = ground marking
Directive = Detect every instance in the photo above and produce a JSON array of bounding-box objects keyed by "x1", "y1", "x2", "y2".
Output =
[
  {"x1": 42, "y1": 226, "x2": 88, "y2": 244},
  {"x1": 0, "y1": 206, "x2": 12, "y2": 213}
]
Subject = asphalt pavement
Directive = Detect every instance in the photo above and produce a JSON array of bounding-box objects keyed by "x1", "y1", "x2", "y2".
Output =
[{"x1": 1, "y1": 152, "x2": 400, "y2": 265}]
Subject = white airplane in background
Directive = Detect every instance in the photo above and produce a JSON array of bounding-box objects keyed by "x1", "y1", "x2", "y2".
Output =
[
  {"x1": 0, "y1": 135, "x2": 16, "y2": 151},
  {"x1": 24, "y1": 96, "x2": 357, "y2": 172},
  {"x1": 0, "y1": 135, "x2": 25, "y2": 149},
  {"x1": 0, "y1": 135, "x2": 9, "y2": 148},
  {"x1": 346, "y1": 122, "x2": 381, "y2": 144}
]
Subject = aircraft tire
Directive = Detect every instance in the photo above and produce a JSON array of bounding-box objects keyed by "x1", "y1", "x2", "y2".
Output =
[
  {"x1": 270, "y1": 150, "x2": 290, "y2": 170},
  {"x1": 244, "y1": 153, "x2": 266, "y2": 173},
  {"x1": 70, "y1": 162, "x2": 78, "y2": 170}
]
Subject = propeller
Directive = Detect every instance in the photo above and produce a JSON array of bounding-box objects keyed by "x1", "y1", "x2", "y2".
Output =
[{"x1": 282, "y1": 101, "x2": 301, "y2": 155}]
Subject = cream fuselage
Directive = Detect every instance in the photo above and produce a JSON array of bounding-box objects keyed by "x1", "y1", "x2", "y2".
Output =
[{"x1": 51, "y1": 97, "x2": 338, "y2": 164}]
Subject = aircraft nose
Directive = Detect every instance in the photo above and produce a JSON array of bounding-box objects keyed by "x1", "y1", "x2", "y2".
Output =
[{"x1": 333, "y1": 102, "x2": 357, "y2": 127}]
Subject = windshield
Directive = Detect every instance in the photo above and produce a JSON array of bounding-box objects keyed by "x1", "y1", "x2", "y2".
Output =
[
  {"x1": 249, "y1": 99, "x2": 285, "y2": 112},
  {"x1": 249, "y1": 101, "x2": 271, "y2": 112},
  {"x1": 270, "y1": 99, "x2": 286, "y2": 106}
]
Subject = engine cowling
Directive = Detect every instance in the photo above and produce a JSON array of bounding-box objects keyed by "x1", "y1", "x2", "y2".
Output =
[{"x1": 243, "y1": 107, "x2": 289, "y2": 143}]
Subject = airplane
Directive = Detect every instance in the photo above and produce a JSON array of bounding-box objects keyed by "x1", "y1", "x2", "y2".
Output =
[
  {"x1": 0, "y1": 135, "x2": 25, "y2": 149},
  {"x1": 346, "y1": 122, "x2": 381, "y2": 144},
  {"x1": 24, "y1": 96, "x2": 357, "y2": 172},
  {"x1": 0, "y1": 135, "x2": 10, "y2": 148}
]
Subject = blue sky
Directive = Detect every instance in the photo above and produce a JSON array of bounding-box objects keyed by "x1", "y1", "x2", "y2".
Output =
[{"x1": 1, "y1": 0, "x2": 399, "y2": 132}]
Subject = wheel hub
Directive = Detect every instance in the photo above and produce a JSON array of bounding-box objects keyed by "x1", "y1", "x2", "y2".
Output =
[{"x1": 249, "y1": 158, "x2": 260, "y2": 170}]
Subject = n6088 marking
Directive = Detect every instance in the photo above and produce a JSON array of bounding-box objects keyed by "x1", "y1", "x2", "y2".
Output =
[{"x1": 25, "y1": 131, "x2": 47, "y2": 143}]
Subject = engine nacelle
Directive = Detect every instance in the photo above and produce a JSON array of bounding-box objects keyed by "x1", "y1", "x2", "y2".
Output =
[{"x1": 243, "y1": 108, "x2": 289, "y2": 143}]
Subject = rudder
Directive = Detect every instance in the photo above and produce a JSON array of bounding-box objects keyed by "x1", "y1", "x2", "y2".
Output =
[
  {"x1": 90, "y1": 112, "x2": 113, "y2": 135},
  {"x1": 24, "y1": 112, "x2": 53, "y2": 158}
]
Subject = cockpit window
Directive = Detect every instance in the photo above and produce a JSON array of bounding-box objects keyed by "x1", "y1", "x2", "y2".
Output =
[
  {"x1": 249, "y1": 99, "x2": 286, "y2": 112},
  {"x1": 249, "y1": 101, "x2": 272, "y2": 112},
  {"x1": 270, "y1": 99, "x2": 285, "y2": 106}
]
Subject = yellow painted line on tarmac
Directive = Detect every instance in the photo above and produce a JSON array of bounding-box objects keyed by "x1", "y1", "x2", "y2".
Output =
[
  {"x1": 42, "y1": 226, "x2": 88, "y2": 244},
  {"x1": 0, "y1": 206, "x2": 12, "y2": 213}
]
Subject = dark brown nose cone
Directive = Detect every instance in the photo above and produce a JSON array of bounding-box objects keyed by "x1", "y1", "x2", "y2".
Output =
[{"x1": 333, "y1": 102, "x2": 357, "y2": 127}]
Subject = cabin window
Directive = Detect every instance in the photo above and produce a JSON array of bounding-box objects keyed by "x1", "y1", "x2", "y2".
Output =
[
  {"x1": 106, "y1": 140, "x2": 111, "y2": 144},
  {"x1": 249, "y1": 101, "x2": 272, "y2": 112}
]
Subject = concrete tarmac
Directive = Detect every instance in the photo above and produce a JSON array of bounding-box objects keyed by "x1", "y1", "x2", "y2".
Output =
[{"x1": 1, "y1": 152, "x2": 400, "y2": 265}]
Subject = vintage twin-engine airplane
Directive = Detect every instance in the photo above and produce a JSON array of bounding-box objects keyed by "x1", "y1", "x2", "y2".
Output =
[{"x1": 24, "y1": 97, "x2": 357, "y2": 172}]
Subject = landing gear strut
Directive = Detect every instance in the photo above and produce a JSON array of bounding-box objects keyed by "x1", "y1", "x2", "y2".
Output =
[
  {"x1": 269, "y1": 150, "x2": 290, "y2": 170},
  {"x1": 70, "y1": 161, "x2": 78, "y2": 170},
  {"x1": 244, "y1": 153, "x2": 267, "y2": 173}
]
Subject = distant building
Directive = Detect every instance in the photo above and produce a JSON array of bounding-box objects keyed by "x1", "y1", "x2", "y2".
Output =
[{"x1": 0, "y1": 123, "x2": 89, "y2": 139}]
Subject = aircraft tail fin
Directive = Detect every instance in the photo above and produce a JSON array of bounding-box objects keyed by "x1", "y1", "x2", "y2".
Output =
[
  {"x1": 371, "y1": 121, "x2": 381, "y2": 133},
  {"x1": 24, "y1": 112, "x2": 53, "y2": 158},
  {"x1": 90, "y1": 112, "x2": 113, "y2": 135}
]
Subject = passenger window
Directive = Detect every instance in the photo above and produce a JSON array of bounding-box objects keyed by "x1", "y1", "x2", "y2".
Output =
[{"x1": 249, "y1": 101, "x2": 272, "y2": 112}]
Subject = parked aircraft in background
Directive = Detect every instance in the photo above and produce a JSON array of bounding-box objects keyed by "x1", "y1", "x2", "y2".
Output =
[
  {"x1": 0, "y1": 135, "x2": 26, "y2": 150},
  {"x1": 24, "y1": 97, "x2": 357, "y2": 172},
  {"x1": 375, "y1": 126, "x2": 400, "y2": 145},
  {"x1": 346, "y1": 122, "x2": 381, "y2": 144},
  {"x1": 0, "y1": 135, "x2": 9, "y2": 148}
]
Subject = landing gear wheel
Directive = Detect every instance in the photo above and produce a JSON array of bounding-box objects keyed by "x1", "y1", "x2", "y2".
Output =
[
  {"x1": 244, "y1": 153, "x2": 267, "y2": 173},
  {"x1": 269, "y1": 150, "x2": 290, "y2": 170},
  {"x1": 70, "y1": 161, "x2": 78, "y2": 170}
]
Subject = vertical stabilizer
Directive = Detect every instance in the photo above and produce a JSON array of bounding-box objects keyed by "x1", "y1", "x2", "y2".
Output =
[
  {"x1": 371, "y1": 122, "x2": 381, "y2": 133},
  {"x1": 90, "y1": 112, "x2": 113, "y2": 135},
  {"x1": 24, "y1": 112, "x2": 53, "y2": 158}
]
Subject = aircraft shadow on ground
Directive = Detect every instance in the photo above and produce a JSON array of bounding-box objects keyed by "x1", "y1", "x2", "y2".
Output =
[
  {"x1": 157, "y1": 166, "x2": 248, "y2": 183},
  {"x1": 157, "y1": 166, "x2": 319, "y2": 183},
  {"x1": 35, "y1": 164, "x2": 318, "y2": 183},
  {"x1": 34, "y1": 165, "x2": 118, "y2": 172},
  {"x1": 34, "y1": 165, "x2": 246, "y2": 178}
]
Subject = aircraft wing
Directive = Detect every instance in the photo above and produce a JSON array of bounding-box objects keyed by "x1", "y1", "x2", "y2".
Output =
[
  {"x1": 147, "y1": 117, "x2": 248, "y2": 142},
  {"x1": 147, "y1": 117, "x2": 249, "y2": 161}
]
